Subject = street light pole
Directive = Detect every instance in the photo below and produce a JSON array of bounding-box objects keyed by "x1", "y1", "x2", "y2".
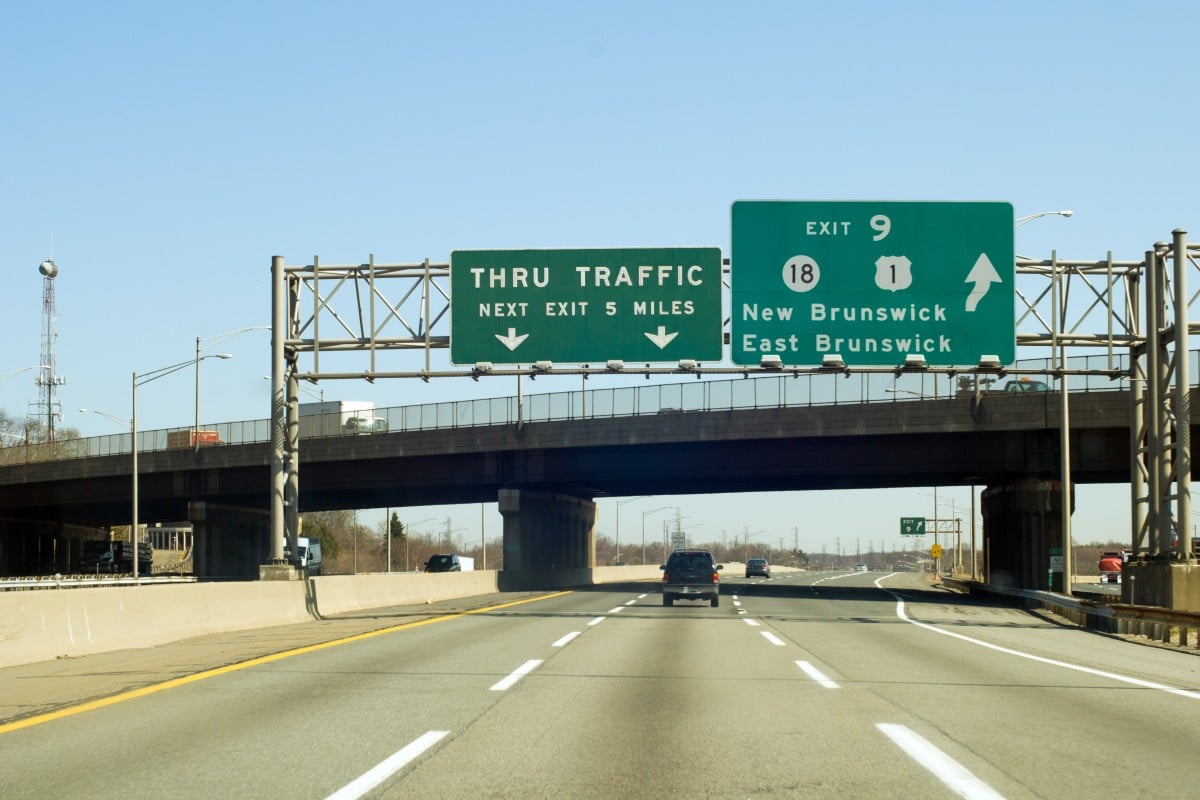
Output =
[
  {"x1": 612, "y1": 496, "x2": 647, "y2": 565},
  {"x1": 642, "y1": 506, "x2": 674, "y2": 565},
  {"x1": 195, "y1": 326, "x2": 268, "y2": 451},
  {"x1": 132, "y1": 352, "x2": 232, "y2": 578}
]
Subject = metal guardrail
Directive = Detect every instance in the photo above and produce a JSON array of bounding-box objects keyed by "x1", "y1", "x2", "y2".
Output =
[
  {"x1": 0, "y1": 350, "x2": 1152, "y2": 468},
  {"x1": 0, "y1": 574, "x2": 196, "y2": 591},
  {"x1": 943, "y1": 577, "x2": 1200, "y2": 651}
]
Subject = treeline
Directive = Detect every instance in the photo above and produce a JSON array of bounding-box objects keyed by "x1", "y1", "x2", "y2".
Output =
[{"x1": 300, "y1": 509, "x2": 815, "y2": 574}]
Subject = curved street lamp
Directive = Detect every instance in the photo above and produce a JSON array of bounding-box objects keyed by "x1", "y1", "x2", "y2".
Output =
[
  {"x1": 131, "y1": 353, "x2": 232, "y2": 578},
  {"x1": 196, "y1": 326, "x2": 268, "y2": 451},
  {"x1": 403, "y1": 517, "x2": 436, "y2": 572},
  {"x1": 1016, "y1": 209, "x2": 1073, "y2": 227},
  {"x1": 641, "y1": 506, "x2": 675, "y2": 565},
  {"x1": 79, "y1": 407, "x2": 129, "y2": 427},
  {"x1": 611, "y1": 496, "x2": 648, "y2": 564}
]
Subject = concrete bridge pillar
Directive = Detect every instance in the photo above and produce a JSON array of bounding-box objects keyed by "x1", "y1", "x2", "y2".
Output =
[
  {"x1": 189, "y1": 501, "x2": 274, "y2": 580},
  {"x1": 498, "y1": 488, "x2": 596, "y2": 579},
  {"x1": 981, "y1": 479, "x2": 1073, "y2": 591}
]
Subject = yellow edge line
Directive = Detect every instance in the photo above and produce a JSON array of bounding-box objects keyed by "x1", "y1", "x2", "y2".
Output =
[{"x1": 0, "y1": 589, "x2": 573, "y2": 736}]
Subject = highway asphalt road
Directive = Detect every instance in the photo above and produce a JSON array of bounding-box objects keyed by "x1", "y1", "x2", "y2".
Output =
[{"x1": 3, "y1": 571, "x2": 1199, "y2": 799}]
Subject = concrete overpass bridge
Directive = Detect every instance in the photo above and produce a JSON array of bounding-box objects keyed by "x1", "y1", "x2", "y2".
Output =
[{"x1": 0, "y1": 370, "x2": 1150, "y2": 592}]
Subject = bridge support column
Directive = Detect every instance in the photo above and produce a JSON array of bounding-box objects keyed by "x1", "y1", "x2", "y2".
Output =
[
  {"x1": 188, "y1": 502, "x2": 293, "y2": 580},
  {"x1": 981, "y1": 479, "x2": 1073, "y2": 591},
  {"x1": 498, "y1": 488, "x2": 595, "y2": 587}
]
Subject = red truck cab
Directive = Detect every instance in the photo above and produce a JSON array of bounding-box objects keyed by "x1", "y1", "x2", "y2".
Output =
[{"x1": 1099, "y1": 550, "x2": 1130, "y2": 584}]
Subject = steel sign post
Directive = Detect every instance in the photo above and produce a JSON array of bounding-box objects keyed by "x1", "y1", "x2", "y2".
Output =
[
  {"x1": 450, "y1": 247, "x2": 722, "y2": 364},
  {"x1": 730, "y1": 201, "x2": 1015, "y2": 366}
]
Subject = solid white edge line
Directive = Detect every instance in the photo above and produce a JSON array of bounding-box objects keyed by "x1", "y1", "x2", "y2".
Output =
[
  {"x1": 325, "y1": 730, "x2": 450, "y2": 800},
  {"x1": 795, "y1": 660, "x2": 840, "y2": 689},
  {"x1": 760, "y1": 631, "x2": 785, "y2": 646},
  {"x1": 876, "y1": 723, "x2": 1005, "y2": 800},
  {"x1": 875, "y1": 575, "x2": 1200, "y2": 700},
  {"x1": 489, "y1": 659, "x2": 544, "y2": 692},
  {"x1": 552, "y1": 631, "x2": 581, "y2": 647}
]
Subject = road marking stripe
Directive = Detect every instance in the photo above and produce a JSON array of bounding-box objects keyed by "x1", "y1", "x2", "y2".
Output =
[
  {"x1": 743, "y1": 618, "x2": 760, "y2": 627},
  {"x1": 552, "y1": 631, "x2": 581, "y2": 647},
  {"x1": 878, "y1": 577, "x2": 1200, "y2": 700},
  {"x1": 761, "y1": 631, "x2": 785, "y2": 646},
  {"x1": 795, "y1": 660, "x2": 839, "y2": 689},
  {"x1": 325, "y1": 730, "x2": 449, "y2": 800},
  {"x1": 0, "y1": 591, "x2": 574, "y2": 736},
  {"x1": 876, "y1": 723, "x2": 1005, "y2": 800},
  {"x1": 608, "y1": 606, "x2": 625, "y2": 613},
  {"x1": 587, "y1": 616, "x2": 606, "y2": 626},
  {"x1": 624, "y1": 599, "x2": 638, "y2": 606},
  {"x1": 637, "y1": 594, "x2": 647, "y2": 599},
  {"x1": 489, "y1": 659, "x2": 543, "y2": 692}
]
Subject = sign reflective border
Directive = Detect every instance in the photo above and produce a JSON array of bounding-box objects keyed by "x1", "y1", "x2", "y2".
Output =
[
  {"x1": 450, "y1": 247, "x2": 722, "y2": 365},
  {"x1": 731, "y1": 201, "x2": 1015, "y2": 367}
]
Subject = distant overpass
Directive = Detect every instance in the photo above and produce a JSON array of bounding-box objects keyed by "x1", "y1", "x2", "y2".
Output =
[
  {"x1": 0, "y1": 371, "x2": 1150, "y2": 585},
  {"x1": 0, "y1": 375, "x2": 1138, "y2": 523}
]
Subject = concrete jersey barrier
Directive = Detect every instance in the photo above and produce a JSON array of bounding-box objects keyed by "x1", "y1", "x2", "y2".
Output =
[{"x1": 1, "y1": 566, "x2": 671, "y2": 669}]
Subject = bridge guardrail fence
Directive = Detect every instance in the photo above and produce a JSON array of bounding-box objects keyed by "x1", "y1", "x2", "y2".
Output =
[{"x1": 0, "y1": 350, "x2": 1168, "y2": 468}]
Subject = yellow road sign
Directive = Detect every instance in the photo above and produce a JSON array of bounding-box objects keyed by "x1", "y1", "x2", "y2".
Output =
[{"x1": 931, "y1": 544, "x2": 943, "y2": 559}]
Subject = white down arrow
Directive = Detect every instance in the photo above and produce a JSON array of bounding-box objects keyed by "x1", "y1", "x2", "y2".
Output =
[
  {"x1": 495, "y1": 328, "x2": 529, "y2": 351},
  {"x1": 644, "y1": 326, "x2": 679, "y2": 349}
]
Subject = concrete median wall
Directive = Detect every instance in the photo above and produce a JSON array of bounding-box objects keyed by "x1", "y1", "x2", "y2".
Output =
[
  {"x1": 0, "y1": 580, "x2": 313, "y2": 669},
  {"x1": 309, "y1": 571, "x2": 499, "y2": 616},
  {"x1": 0, "y1": 566, "x2": 657, "y2": 669}
]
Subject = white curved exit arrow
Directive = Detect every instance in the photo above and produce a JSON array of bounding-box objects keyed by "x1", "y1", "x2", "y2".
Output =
[{"x1": 964, "y1": 253, "x2": 1001, "y2": 312}]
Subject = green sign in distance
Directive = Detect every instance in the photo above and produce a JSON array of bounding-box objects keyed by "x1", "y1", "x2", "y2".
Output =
[
  {"x1": 450, "y1": 248, "x2": 722, "y2": 365},
  {"x1": 900, "y1": 517, "x2": 927, "y2": 536},
  {"x1": 730, "y1": 201, "x2": 1015, "y2": 366}
]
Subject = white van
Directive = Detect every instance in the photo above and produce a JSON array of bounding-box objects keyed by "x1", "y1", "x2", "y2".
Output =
[{"x1": 285, "y1": 536, "x2": 323, "y2": 576}]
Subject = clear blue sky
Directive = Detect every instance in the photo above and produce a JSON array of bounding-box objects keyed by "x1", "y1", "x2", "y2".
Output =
[{"x1": 3, "y1": 2, "x2": 1197, "y2": 555}]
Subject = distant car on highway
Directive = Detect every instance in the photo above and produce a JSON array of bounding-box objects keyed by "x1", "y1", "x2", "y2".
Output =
[
  {"x1": 1003, "y1": 378, "x2": 1050, "y2": 392},
  {"x1": 745, "y1": 558, "x2": 770, "y2": 578},
  {"x1": 1099, "y1": 550, "x2": 1130, "y2": 583},
  {"x1": 424, "y1": 553, "x2": 463, "y2": 572},
  {"x1": 661, "y1": 549, "x2": 722, "y2": 607},
  {"x1": 853, "y1": 563, "x2": 868, "y2": 573}
]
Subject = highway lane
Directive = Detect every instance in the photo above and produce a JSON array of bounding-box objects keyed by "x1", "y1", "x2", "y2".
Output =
[
  {"x1": 3, "y1": 573, "x2": 1200, "y2": 798},
  {"x1": 732, "y1": 570, "x2": 1200, "y2": 798}
]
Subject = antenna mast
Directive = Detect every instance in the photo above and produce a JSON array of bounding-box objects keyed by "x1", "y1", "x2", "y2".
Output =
[{"x1": 34, "y1": 259, "x2": 65, "y2": 440}]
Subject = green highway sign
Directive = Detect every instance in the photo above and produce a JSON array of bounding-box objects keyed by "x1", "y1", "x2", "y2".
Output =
[
  {"x1": 900, "y1": 517, "x2": 927, "y2": 536},
  {"x1": 731, "y1": 201, "x2": 1015, "y2": 366},
  {"x1": 450, "y1": 247, "x2": 722, "y2": 365}
]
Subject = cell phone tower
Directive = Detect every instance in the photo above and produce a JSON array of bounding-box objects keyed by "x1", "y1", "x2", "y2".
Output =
[{"x1": 34, "y1": 259, "x2": 66, "y2": 441}]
